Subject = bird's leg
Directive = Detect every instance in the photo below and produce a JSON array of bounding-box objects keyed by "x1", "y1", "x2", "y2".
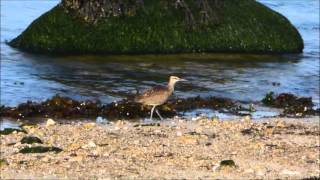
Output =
[
  {"x1": 155, "y1": 108, "x2": 164, "y2": 120},
  {"x1": 150, "y1": 105, "x2": 156, "y2": 121}
]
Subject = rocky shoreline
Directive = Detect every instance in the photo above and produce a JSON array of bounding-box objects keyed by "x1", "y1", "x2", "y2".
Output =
[{"x1": 1, "y1": 117, "x2": 319, "y2": 179}]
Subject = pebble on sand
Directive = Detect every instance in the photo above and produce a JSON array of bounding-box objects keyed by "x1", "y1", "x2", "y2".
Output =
[{"x1": 46, "y1": 119, "x2": 56, "y2": 127}]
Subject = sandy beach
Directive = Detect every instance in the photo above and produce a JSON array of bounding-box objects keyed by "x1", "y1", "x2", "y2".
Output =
[{"x1": 1, "y1": 117, "x2": 319, "y2": 179}]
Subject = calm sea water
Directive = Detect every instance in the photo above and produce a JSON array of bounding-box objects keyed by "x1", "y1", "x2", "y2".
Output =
[{"x1": 1, "y1": 0, "x2": 319, "y2": 110}]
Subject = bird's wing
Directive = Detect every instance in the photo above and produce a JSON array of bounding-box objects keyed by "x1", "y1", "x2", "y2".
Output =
[{"x1": 135, "y1": 85, "x2": 169, "y2": 101}]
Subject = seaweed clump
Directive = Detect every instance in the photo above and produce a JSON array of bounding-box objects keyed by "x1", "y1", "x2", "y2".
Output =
[
  {"x1": 19, "y1": 146, "x2": 63, "y2": 154},
  {"x1": 220, "y1": 160, "x2": 236, "y2": 168},
  {"x1": 262, "y1": 92, "x2": 319, "y2": 117},
  {"x1": 0, "y1": 128, "x2": 27, "y2": 135},
  {"x1": 0, "y1": 95, "x2": 102, "y2": 119},
  {"x1": 166, "y1": 96, "x2": 234, "y2": 111},
  {"x1": 0, "y1": 95, "x2": 238, "y2": 120},
  {"x1": 216, "y1": 159, "x2": 238, "y2": 171},
  {"x1": 21, "y1": 136, "x2": 43, "y2": 144}
]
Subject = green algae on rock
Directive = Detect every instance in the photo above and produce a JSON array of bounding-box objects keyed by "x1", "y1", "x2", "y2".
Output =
[{"x1": 9, "y1": 0, "x2": 303, "y2": 54}]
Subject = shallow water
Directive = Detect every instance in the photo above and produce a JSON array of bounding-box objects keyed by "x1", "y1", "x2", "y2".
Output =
[
  {"x1": 1, "y1": 1, "x2": 319, "y2": 115},
  {"x1": 0, "y1": 118, "x2": 22, "y2": 130}
]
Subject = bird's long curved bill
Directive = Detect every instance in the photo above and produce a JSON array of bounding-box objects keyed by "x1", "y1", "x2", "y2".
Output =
[{"x1": 179, "y1": 78, "x2": 187, "y2": 81}]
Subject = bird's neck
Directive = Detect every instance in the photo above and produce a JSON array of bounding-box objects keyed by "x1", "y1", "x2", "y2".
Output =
[{"x1": 168, "y1": 81, "x2": 176, "y2": 91}]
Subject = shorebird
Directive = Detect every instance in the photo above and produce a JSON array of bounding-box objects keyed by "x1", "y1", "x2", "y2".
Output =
[{"x1": 135, "y1": 76, "x2": 186, "y2": 120}]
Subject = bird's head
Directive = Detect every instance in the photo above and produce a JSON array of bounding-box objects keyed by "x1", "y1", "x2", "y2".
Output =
[{"x1": 169, "y1": 76, "x2": 187, "y2": 85}]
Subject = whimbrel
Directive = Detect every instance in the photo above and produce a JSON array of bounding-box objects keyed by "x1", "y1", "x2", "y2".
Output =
[{"x1": 135, "y1": 76, "x2": 186, "y2": 120}]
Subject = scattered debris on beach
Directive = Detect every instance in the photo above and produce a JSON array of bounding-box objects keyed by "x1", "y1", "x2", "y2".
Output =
[{"x1": 0, "y1": 117, "x2": 319, "y2": 179}]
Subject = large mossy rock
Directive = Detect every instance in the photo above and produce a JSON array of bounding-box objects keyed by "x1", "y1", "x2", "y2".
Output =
[{"x1": 9, "y1": 0, "x2": 303, "y2": 54}]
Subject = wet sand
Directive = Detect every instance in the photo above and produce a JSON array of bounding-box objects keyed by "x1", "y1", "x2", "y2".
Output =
[{"x1": 1, "y1": 117, "x2": 319, "y2": 179}]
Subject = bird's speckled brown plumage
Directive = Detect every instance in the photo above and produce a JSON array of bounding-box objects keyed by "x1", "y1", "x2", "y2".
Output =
[{"x1": 135, "y1": 85, "x2": 173, "y2": 106}]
